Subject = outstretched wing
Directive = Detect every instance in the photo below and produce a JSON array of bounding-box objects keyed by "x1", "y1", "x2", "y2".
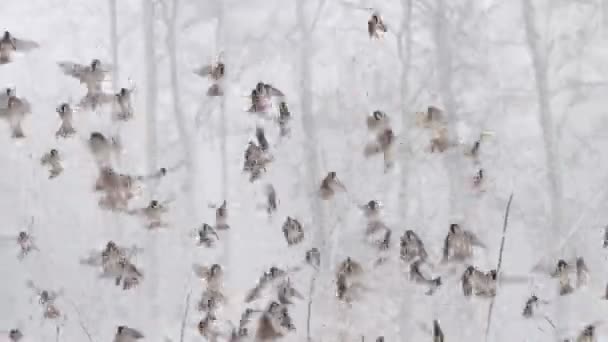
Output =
[
  {"x1": 266, "y1": 85, "x2": 284, "y2": 97},
  {"x1": 57, "y1": 61, "x2": 88, "y2": 80},
  {"x1": 13, "y1": 38, "x2": 39, "y2": 52}
]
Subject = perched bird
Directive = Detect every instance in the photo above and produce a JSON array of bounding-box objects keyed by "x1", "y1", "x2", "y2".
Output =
[
  {"x1": 282, "y1": 216, "x2": 304, "y2": 246},
  {"x1": 248, "y1": 82, "x2": 283, "y2": 113},
  {"x1": 194, "y1": 60, "x2": 225, "y2": 96},
  {"x1": 12, "y1": 231, "x2": 38, "y2": 260},
  {"x1": 554, "y1": 259, "x2": 574, "y2": 296},
  {"x1": 127, "y1": 199, "x2": 170, "y2": 229},
  {"x1": 575, "y1": 324, "x2": 598, "y2": 342},
  {"x1": 88, "y1": 132, "x2": 122, "y2": 167},
  {"x1": 366, "y1": 110, "x2": 389, "y2": 131},
  {"x1": 95, "y1": 167, "x2": 133, "y2": 210},
  {"x1": 197, "y1": 288, "x2": 227, "y2": 313},
  {"x1": 360, "y1": 200, "x2": 382, "y2": 219},
  {"x1": 25, "y1": 281, "x2": 62, "y2": 319},
  {"x1": 8, "y1": 328, "x2": 23, "y2": 342},
  {"x1": 461, "y1": 266, "x2": 496, "y2": 297},
  {"x1": 442, "y1": 223, "x2": 485, "y2": 262},
  {"x1": 192, "y1": 263, "x2": 223, "y2": 290},
  {"x1": 255, "y1": 301, "x2": 295, "y2": 340},
  {"x1": 473, "y1": 169, "x2": 484, "y2": 187},
  {"x1": 57, "y1": 59, "x2": 111, "y2": 97},
  {"x1": 305, "y1": 247, "x2": 320, "y2": 268},
  {"x1": 242, "y1": 141, "x2": 272, "y2": 182},
  {"x1": 576, "y1": 257, "x2": 589, "y2": 288},
  {"x1": 337, "y1": 257, "x2": 363, "y2": 277},
  {"x1": 433, "y1": 320, "x2": 444, "y2": 342},
  {"x1": 40, "y1": 149, "x2": 63, "y2": 179},
  {"x1": 0, "y1": 94, "x2": 31, "y2": 138},
  {"x1": 430, "y1": 126, "x2": 453, "y2": 153},
  {"x1": 277, "y1": 101, "x2": 291, "y2": 137},
  {"x1": 55, "y1": 103, "x2": 76, "y2": 138},
  {"x1": 409, "y1": 260, "x2": 442, "y2": 295},
  {"x1": 335, "y1": 272, "x2": 367, "y2": 303},
  {"x1": 114, "y1": 257, "x2": 143, "y2": 290},
  {"x1": 400, "y1": 230, "x2": 428, "y2": 262},
  {"x1": 214, "y1": 200, "x2": 230, "y2": 230},
  {"x1": 319, "y1": 171, "x2": 346, "y2": 199},
  {"x1": 197, "y1": 223, "x2": 220, "y2": 247},
  {"x1": 0, "y1": 31, "x2": 39, "y2": 64},
  {"x1": 364, "y1": 128, "x2": 395, "y2": 171},
  {"x1": 112, "y1": 87, "x2": 135, "y2": 121},
  {"x1": 521, "y1": 295, "x2": 548, "y2": 318},
  {"x1": 113, "y1": 326, "x2": 144, "y2": 342},
  {"x1": 367, "y1": 12, "x2": 387, "y2": 39}
]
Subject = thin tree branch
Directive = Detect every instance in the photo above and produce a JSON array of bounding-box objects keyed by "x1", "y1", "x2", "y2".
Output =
[
  {"x1": 179, "y1": 290, "x2": 192, "y2": 342},
  {"x1": 484, "y1": 193, "x2": 514, "y2": 342}
]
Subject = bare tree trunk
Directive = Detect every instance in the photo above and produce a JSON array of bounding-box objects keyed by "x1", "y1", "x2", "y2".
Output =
[
  {"x1": 296, "y1": 1, "x2": 325, "y2": 340},
  {"x1": 142, "y1": 0, "x2": 160, "y2": 327},
  {"x1": 108, "y1": 0, "x2": 119, "y2": 90},
  {"x1": 143, "y1": 0, "x2": 158, "y2": 176},
  {"x1": 433, "y1": 0, "x2": 464, "y2": 217},
  {"x1": 521, "y1": 0, "x2": 564, "y2": 334}
]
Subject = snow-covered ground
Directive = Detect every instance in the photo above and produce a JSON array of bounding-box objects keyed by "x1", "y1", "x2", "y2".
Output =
[{"x1": 1, "y1": 0, "x2": 607, "y2": 341}]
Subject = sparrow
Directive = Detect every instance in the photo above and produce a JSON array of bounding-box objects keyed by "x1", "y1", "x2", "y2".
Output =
[
  {"x1": 243, "y1": 141, "x2": 272, "y2": 182},
  {"x1": 197, "y1": 288, "x2": 227, "y2": 313},
  {"x1": 282, "y1": 216, "x2": 304, "y2": 246},
  {"x1": 192, "y1": 263, "x2": 223, "y2": 290},
  {"x1": 603, "y1": 225, "x2": 608, "y2": 248},
  {"x1": 442, "y1": 223, "x2": 485, "y2": 262},
  {"x1": 248, "y1": 82, "x2": 283, "y2": 113},
  {"x1": 576, "y1": 257, "x2": 589, "y2": 288},
  {"x1": 40, "y1": 149, "x2": 63, "y2": 179},
  {"x1": 95, "y1": 167, "x2": 133, "y2": 210},
  {"x1": 16, "y1": 231, "x2": 39, "y2": 260},
  {"x1": 0, "y1": 94, "x2": 31, "y2": 138},
  {"x1": 265, "y1": 183, "x2": 278, "y2": 215},
  {"x1": 112, "y1": 87, "x2": 135, "y2": 121},
  {"x1": 255, "y1": 301, "x2": 295, "y2": 340},
  {"x1": 88, "y1": 132, "x2": 122, "y2": 167},
  {"x1": 553, "y1": 259, "x2": 574, "y2": 296},
  {"x1": 337, "y1": 257, "x2": 363, "y2": 278},
  {"x1": 376, "y1": 337, "x2": 385, "y2": 342},
  {"x1": 366, "y1": 110, "x2": 389, "y2": 131},
  {"x1": 245, "y1": 266, "x2": 293, "y2": 303},
  {"x1": 115, "y1": 257, "x2": 143, "y2": 290},
  {"x1": 409, "y1": 260, "x2": 442, "y2": 295},
  {"x1": 8, "y1": 328, "x2": 23, "y2": 342},
  {"x1": 461, "y1": 266, "x2": 497, "y2": 297},
  {"x1": 55, "y1": 103, "x2": 76, "y2": 138},
  {"x1": 335, "y1": 272, "x2": 367, "y2": 303},
  {"x1": 319, "y1": 171, "x2": 346, "y2": 199},
  {"x1": 364, "y1": 128, "x2": 395, "y2": 171},
  {"x1": 0, "y1": 31, "x2": 39, "y2": 64},
  {"x1": 256, "y1": 126, "x2": 270, "y2": 151},
  {"x1": 368, "y1": 12, "x2": 387, "y2": 39},
  {"x1": 521, "y1": 295, "x2": 548, "y2": 318},
  {"x1": 57, "y1": 59, "x2": 111, "y2": 97},
  {"x1": 113, "y1": 326, "x2": 144, "y2": 342},
  {"x1": 305, "y1": 247, "x2": 321, "y2": 268},
  {"x1": 197, "y1": 313, "x2": 221, "y2": 340},
  {"x1": 26, "y1": 281, "x2": 63, "y2": 319},
  {"x1": 194, "y1": 60, "x2": 225, "y2": 96},
  {"x1": 215, "y1": 200, "x2": 230, "y2": 230},
  {"x1": 429, "y1": 126, "x2": 454, "y2": 153},
  {"x1": 128, "y1": 199, "x2": 170, "y2": 229},
  {"x1": 197, "y1": 223, "x2": 220, "y2": 247},
  {"x1": 97, "y1": 241, "x2": 141, "y2": 278},
  {"x1": 576, "y1": 324, "x2": 597, "y2": 342},
  {"x1": 433, "y1": 320, "x2": 444, "y2": 342},
  {"x1": 276, "y1": 278, "x2": 304, "y2": 305},
  {"x1": 360, "y1": 200, "x2": 382, "y2": 219},
  {"x1": 473, "y1": 169, "x2": 484, "y2": 187},
  {"x1": 400, "y1": 230, "x2": 428, "y2": 262},
  {"x1": 277, "y1": 101, "x2": 291, "y2": 137}
]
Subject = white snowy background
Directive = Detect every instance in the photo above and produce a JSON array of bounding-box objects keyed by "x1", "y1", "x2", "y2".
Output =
[{"x1": 1, "y1": 0, "x2": 608, "y2": 341}]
